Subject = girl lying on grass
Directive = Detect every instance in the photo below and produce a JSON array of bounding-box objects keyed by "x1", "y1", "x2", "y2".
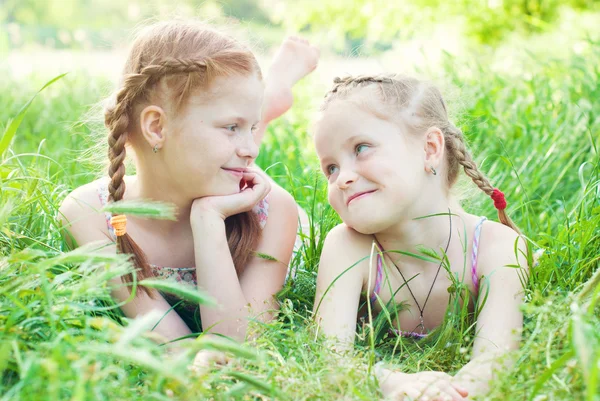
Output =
[
  {"x1": 59, "y1": 20, "x2": 319, "y2": 348},
  {"x1": 313, "y1": 75, "x2": 529, "y2": 400}
]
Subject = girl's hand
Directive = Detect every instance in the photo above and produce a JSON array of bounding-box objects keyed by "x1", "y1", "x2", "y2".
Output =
[
  {"x1": 376, "y1": 366, "x2": 469, "y2": 401},
  {"x1": 188, "y1": 349, "x2": 230, "y2": 375},
  {"x1": 191, "y1": 169, "x2": 271, "y2": 222}
]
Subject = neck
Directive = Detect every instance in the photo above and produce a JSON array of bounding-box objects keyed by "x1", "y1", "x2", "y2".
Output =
[
  {"x1": 132, "y1": 166, "x2": 194, "y2": 232},
  {"x1": 374, "y1": 194, "x2": 465, "y2": 267}
]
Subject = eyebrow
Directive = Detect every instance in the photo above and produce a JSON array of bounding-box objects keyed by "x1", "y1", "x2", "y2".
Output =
[
  {"x1": 343, "y1": 134, "x2": 364, "y2": 146},
  {"x1": 221, "y1": 116, "x2": 260, "y2": 125},
  {"x1": 317, "y1": 129, "x2": 371, "y2": 162}
]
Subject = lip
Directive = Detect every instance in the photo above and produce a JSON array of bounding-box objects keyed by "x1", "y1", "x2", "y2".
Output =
[
  {"x1": 346, "y1": 190, "x2": 377, "y2": 205},
  {"x1": 222, "y1": 167, "x2": 247, "y2": 177}
]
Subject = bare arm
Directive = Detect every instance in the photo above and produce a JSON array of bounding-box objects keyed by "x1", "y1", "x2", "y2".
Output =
[
  {"x1": 192, "y1": 184, "x2": 298, "y2": 341},
  {"x1": 58, "y1": 186, "x2": 193, "y2": 346},
  {"x1": 453, "y1": 224, "x2": 529, "y2": 396},
  {"x1": 313, "y1": 225, "x2": 369, "y2": 351}
]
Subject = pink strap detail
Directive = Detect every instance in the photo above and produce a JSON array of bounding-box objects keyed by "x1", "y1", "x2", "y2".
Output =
[
  {"x1": 97, "y1": 180, "x2": 116, "y2": 240},
  {"x1": 471, "y1": 217, "x2": 487, "y2": 293},
  {"x1": 370, "y1": 241, "x2": 384, "y2": 304}
]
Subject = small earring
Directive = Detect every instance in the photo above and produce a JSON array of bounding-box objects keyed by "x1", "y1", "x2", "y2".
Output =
[
  {"x1": 430, "y1": 167, "x2": 437, "y2": 176},
  {"x1": 152, "y1": 144, "x2": 159, "y2": 153}
]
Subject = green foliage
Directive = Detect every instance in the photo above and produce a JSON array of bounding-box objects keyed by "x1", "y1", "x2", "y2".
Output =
[
  {"x1": 2, "y1": 1, "x2": 600, "y2": 52},
  {"x1": 275, "y1": 0, "x2": 600, "y2": 52},
  {"x1": 0, "y1": 21, "x2": 599, "y2": 401}
]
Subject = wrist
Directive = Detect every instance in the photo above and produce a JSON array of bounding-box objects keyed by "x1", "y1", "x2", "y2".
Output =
[{"x1": 190, "y1": 208, "x2": 226, "y2": 232}]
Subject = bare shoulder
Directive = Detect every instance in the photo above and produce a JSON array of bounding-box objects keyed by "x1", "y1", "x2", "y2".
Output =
[
  {"x1": 324, "y1": 223, "x2": 373, "y2": 248},
  {"x1": 265, "y1": 181, "x2": 297, "y2": 220},
  {"x1": 260, "y1": 181, "x2": 298, "y2": 238},
  {"x1": 253, "y1": 182, "x2": 298, "y2": 266},
  {"x1": 478, "y1": 219, "x2": 529, "y2": 275},
  {"x1": 321, "y1": 223, "x2": 375, "y2": 271},
  {"x1": 58, "y1": 178, "x2": 112, "y2": 248}
]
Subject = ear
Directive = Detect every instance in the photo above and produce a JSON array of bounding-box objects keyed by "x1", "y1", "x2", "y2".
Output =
[
  {"x1": 139, "y1": 105, "x2": 167, "y2": 151},
  {"x1": 423, "y1": 127, "x2": 445, "y2": 173}
]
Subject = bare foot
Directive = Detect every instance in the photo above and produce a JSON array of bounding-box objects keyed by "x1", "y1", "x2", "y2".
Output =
[{"x1": 262, "y1": 36, "x2": 320, "y2": 124}]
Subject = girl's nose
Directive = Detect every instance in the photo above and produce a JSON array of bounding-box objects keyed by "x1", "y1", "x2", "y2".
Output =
[
  {"x1": 237, "y1": 132, "x2": 259, "y2": 160},
  {"x1": 336, "y1": 167, "x2": 358, "y2": 189}
]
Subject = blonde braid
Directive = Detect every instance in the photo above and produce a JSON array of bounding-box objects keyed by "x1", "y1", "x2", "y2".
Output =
[
  {"x1": 445, "y1": 125, "x2": 520, "y2": 233},
  {"x1": 325, "y1": 75, "x2": 393, "y2": 102}
]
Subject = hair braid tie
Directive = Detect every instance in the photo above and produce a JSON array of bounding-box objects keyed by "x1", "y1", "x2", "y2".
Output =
[
  {"x1": 110, "y1": 215, "x2": 127, "y2": 236},
  {"x1": 491, "y1": 188, "x2": 507, "y2": 210}
]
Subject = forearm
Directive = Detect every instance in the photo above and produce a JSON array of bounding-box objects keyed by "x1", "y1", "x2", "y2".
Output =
[
  {"x1": 110, "y1": 281, "x2": 193, "y2": 344},
  {"x1": 192, "y1": 214, "x2": 251, "y2": 341}
]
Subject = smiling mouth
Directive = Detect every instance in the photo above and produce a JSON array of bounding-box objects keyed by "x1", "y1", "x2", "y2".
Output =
[{"x1": 347, "y1": 190, "x2": 377, "y2": 205}]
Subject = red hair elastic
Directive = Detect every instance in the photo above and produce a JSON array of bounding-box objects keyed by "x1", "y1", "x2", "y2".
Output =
[{"x1": 491, "y1": 188, "x2": 507, "y2": 210}]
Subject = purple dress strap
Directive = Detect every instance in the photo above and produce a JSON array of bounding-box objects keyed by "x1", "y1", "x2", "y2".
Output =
[
  {"x1": 370, "y1": 240, "x2": 384, "y2": 304},
  {"x1": 471, "y1": 216, "x2": 487, "y2": 293}
]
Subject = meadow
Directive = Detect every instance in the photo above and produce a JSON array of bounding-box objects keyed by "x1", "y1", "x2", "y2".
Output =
[{"x1": 1, "y1": 15, "x2": 600, "y2": 401}]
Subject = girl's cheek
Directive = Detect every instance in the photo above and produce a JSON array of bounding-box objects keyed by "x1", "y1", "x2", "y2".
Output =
[{"x1": 327, "y1": 188, "x2": 340, "y2": 210}]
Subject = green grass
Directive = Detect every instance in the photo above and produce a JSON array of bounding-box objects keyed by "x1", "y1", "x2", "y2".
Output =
[{"x1": 1, "y1": 36, "x2": 599, "y2": 400}]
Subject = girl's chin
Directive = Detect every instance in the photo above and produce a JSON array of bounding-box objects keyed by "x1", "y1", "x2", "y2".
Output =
[
  {"x1": 200, "y1": 183, "x2": 242, "y2": 198},
  {"x1": 343, "y1": 213, "x2": 392, "y2": 235}
]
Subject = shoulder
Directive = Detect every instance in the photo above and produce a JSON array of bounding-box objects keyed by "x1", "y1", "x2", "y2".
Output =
[
  {"x1": 253, "y1": 182, "x2": 298, "y2": 263},
  {"x1": 59, "y1": 178, "x2": 106, "y2": 220},
  {"x1": 321, "y1": 223, "x2": 375, "y2": 270},
  {"x1": 477, "y1": 219, "x2": 529, "y2": 276},
  {"x1": 58, "y1": 178, "x2": 112, "y2": 247},
  {"x1": 260, "y1": 182, "x2": 298, "y2": 228},
  {"x1": 324, "y1": 223, "x2": 372, "y2": 248},
  {"x1": 316, "y1": 223, "x2": 374, "y2": 293}
]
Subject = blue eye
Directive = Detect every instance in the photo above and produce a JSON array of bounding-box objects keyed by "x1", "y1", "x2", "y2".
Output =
[
  {"x1": 326, "y1": 165, "x2": 339, "y2": 176},
  {"x1": 355, "y1": 144, "x2": 369, "y2": 154},
  {"x1": 225, "y1": 124, "x2": 237, "y2": 132}
]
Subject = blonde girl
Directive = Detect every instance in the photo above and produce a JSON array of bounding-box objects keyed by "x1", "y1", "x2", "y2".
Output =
[{"x1": 313, "y1": 75, "x2": 528, "y2": 400}]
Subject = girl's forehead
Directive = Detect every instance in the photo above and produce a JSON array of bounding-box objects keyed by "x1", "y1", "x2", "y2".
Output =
[
  {"x1": 319, "y1": 98, "x2": 366, "y2": 124},
  {"x1": 192, "y1": 72, "x2": 264, "y2": 104},
  {"x1": 318, "y1": 97, "x2": 393, "y2": 133}
]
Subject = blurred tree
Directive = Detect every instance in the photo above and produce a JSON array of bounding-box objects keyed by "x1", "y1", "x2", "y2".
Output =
[
  {"x1": 0, "y1": 0, "x2": 273, "y2": 49},
  {"x1": 270, "y1": 0, "x2": 600, "y2": 52},
  {"x1": 0, "y1": 0, "x2": 598, "y2": 50}
]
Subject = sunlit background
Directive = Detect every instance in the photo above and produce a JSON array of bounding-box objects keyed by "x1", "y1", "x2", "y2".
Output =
[
  {"x1": 1, "y1": 1, "x2": 599, "y2": 400},
  {"x1": 3, "y1": 0, "x2": 599, "y2": 80}
]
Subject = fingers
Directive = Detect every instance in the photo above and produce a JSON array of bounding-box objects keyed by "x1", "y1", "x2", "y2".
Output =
[
  {"x1": 451, "y1": 384, "x2": 469, "y2": 398},
  {"x1": 381, "y1": 371, "x2": 467, "y2": 401},
  {"x1": 241, "y1": 169, "x2": 271, "y2": 199},
  {"x1": 396, "y1": 387, "x2": 420, "y2": 401},
  {"x1": 189, "y1": 350, "x2": 230, "y2": 375},
  {"x1": 421, "y1": 379, "x2": 467, "y2": 401},
  {"x1": 424, "y1": 385, "x2": 465, "y2": 401},
  {"x1": 417, "y1": 371, "x2": 453, "y2": 381}
]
